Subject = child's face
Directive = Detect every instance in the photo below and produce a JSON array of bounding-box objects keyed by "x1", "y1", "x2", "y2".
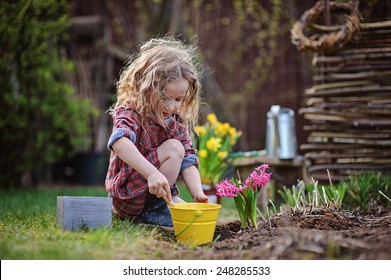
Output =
[{"x1": 161, "y1": 78, "x2": 189, "y2": 118}]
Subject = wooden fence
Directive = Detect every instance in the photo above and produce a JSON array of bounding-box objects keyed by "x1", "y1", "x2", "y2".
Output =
[{"x1": 295, "y1": 4, "x2": 391, "y2": 182}]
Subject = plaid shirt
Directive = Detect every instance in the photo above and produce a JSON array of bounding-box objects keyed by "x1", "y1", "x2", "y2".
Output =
[{"x1": 105, "y1": 103, "x2": 198, "y2": 219}]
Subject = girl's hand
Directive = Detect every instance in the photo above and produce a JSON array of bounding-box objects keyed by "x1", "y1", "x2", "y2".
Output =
[
  {"x1": 147, "y1": 172, "x2": 172, "y2": 201},
  {"x1": 193, "y1": 192, "x2": 209, "y2": 203}
]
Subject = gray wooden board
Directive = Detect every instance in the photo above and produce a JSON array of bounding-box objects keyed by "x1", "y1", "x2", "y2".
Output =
[{"x1": 57, "y1": 196, "x2": 112, "y2": 231}]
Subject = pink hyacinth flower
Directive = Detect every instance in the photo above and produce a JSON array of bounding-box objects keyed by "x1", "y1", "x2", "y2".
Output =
[
  {"x1": 216, "y1": 179, "x2": 241, "y2": 198},
  {"x1": 244, "y1": 164, "x2": 272, "y2": 191}
]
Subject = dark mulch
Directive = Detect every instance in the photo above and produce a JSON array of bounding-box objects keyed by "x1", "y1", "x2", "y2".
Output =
[{"x1": 157, "y1": 208, "x2": 391, "y2": 259}]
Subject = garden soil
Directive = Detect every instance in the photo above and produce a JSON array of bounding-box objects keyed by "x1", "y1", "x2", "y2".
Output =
[{"x1": 158, "y1": 208, "x2": 391, "y2": 259}]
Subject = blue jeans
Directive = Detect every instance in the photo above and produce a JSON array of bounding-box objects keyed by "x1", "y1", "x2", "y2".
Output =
[{"x1": 138, "y1": 189, "x2": 175, "y2": 227}]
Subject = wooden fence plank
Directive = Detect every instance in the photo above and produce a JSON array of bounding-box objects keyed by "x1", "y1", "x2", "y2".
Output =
[{"x1": 295, "y1": 16, "x2": 391, "y2": 182}]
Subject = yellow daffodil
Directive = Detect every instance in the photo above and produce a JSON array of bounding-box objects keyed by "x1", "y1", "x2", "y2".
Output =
[
  {"x1": 195, "y1": 125, "x2": 207, "y2": 136},
  {"x1": 214, "y1": 122, "x2": 228, "y2": 137},
  {"x1": 217, "y1": 151, "x2": 228, "y2": 159},
  {"x1": 228, "y1": 127, "x2": 236, "y2": 136},
  {"x1": 199, "y1": 149, "x2": 208, "y2": 158},
  {"x1": 201, "y1": 176, "x2": 212, "y2": 185},
  {"x1": 191, "y1": 113, "x2": 241, "y2": 186},
  {"x1": 206, "y1": 137, "x2": 222, "y2": 152},
  {"x1": 207, "y1": 113, "x2": 217, "y2": 125},
  {"x1": 230, "y1": 130, "x2": 242, "y2": 145}
]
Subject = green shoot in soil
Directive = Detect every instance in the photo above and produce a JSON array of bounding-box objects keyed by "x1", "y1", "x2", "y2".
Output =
[{"x1": 278, "y1": 172, "x2": 391, "y2": 213}]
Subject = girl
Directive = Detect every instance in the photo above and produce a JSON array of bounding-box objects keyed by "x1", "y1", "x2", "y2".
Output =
[{"x1": 105, "y1": 36, "x2": 209, "y2": 227}]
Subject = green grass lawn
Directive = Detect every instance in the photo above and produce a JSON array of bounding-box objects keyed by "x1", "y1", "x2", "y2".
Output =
[
  {"x1": 1, "y1": 173, "x2": 389, "y2": 259},
  {"x1": 0, "y1": 184, "x2": 236, "y2": 260}
]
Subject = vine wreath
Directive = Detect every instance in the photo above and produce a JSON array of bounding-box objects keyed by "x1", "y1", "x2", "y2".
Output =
[{"x1": 291, "y1": 0, "x2": 360, "y2": 53}]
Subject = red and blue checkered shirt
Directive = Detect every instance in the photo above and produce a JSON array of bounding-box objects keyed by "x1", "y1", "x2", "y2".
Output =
[{"x1": 105, "y1": 103, "x2": 198, "y2": 218}]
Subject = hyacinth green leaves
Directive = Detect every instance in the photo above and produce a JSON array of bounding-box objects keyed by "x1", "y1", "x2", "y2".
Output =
[{"x1": 216, "y1": 164, "x2": 271, "y2": 229}]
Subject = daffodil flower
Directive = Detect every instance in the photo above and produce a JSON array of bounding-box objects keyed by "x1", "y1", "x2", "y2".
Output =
[
  {"x1": 206, "y1": 137, "x2": 222, "y2": 152},
  {"x1": 228, "y1": 127, "x2": 236, "y2": 136},
  {"x1": 215, "y1": 122, "x2": 229, "y2": 136},
  {"x1": 207, "y1": 113, "x2": 217, "y2": 125},
  {"x1": 195, "y1": 125, "x2": 207, "y2": 136},
  {"x1": 191, "y1": 113, "x2": 241, "y2": 186},
  {"x1": 217, "y1": 151, "x2": 228, "y2": 159},
  {"x1": 199, "y1": 149, "x2": 208, "y2": 158}
]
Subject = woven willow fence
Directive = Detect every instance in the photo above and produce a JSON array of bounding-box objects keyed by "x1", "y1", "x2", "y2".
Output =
[{"x1": 292, "y1": 0, "x2": 391, "y2": 182}]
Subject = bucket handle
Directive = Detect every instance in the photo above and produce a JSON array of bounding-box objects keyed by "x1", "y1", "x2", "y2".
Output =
[{"x1": 175, "y1": 210, "x2": 202, "y2": 237}]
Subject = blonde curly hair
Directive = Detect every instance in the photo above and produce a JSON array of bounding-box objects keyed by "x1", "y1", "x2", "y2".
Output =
[{"x1": 112, "y1": 36, "x2": 201, "y2": 129}]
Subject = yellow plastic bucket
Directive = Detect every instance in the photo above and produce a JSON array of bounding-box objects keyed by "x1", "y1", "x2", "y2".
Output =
[{"x1": 169, "y1": 203, "x2": 222, "y2": 246}]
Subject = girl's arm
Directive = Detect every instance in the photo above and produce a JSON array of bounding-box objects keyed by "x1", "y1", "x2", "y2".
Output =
[
  {"x1": 112, "y1": 137, "x2": 173, "y2": 202},
  {"x1": 181, "y1": 165, "x2": 209, "y2": 202}
]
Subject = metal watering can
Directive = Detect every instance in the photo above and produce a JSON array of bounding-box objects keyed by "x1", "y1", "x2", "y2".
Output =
[{"x1": 265, "y1": 105, "x2": 297, "y2": 159}]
